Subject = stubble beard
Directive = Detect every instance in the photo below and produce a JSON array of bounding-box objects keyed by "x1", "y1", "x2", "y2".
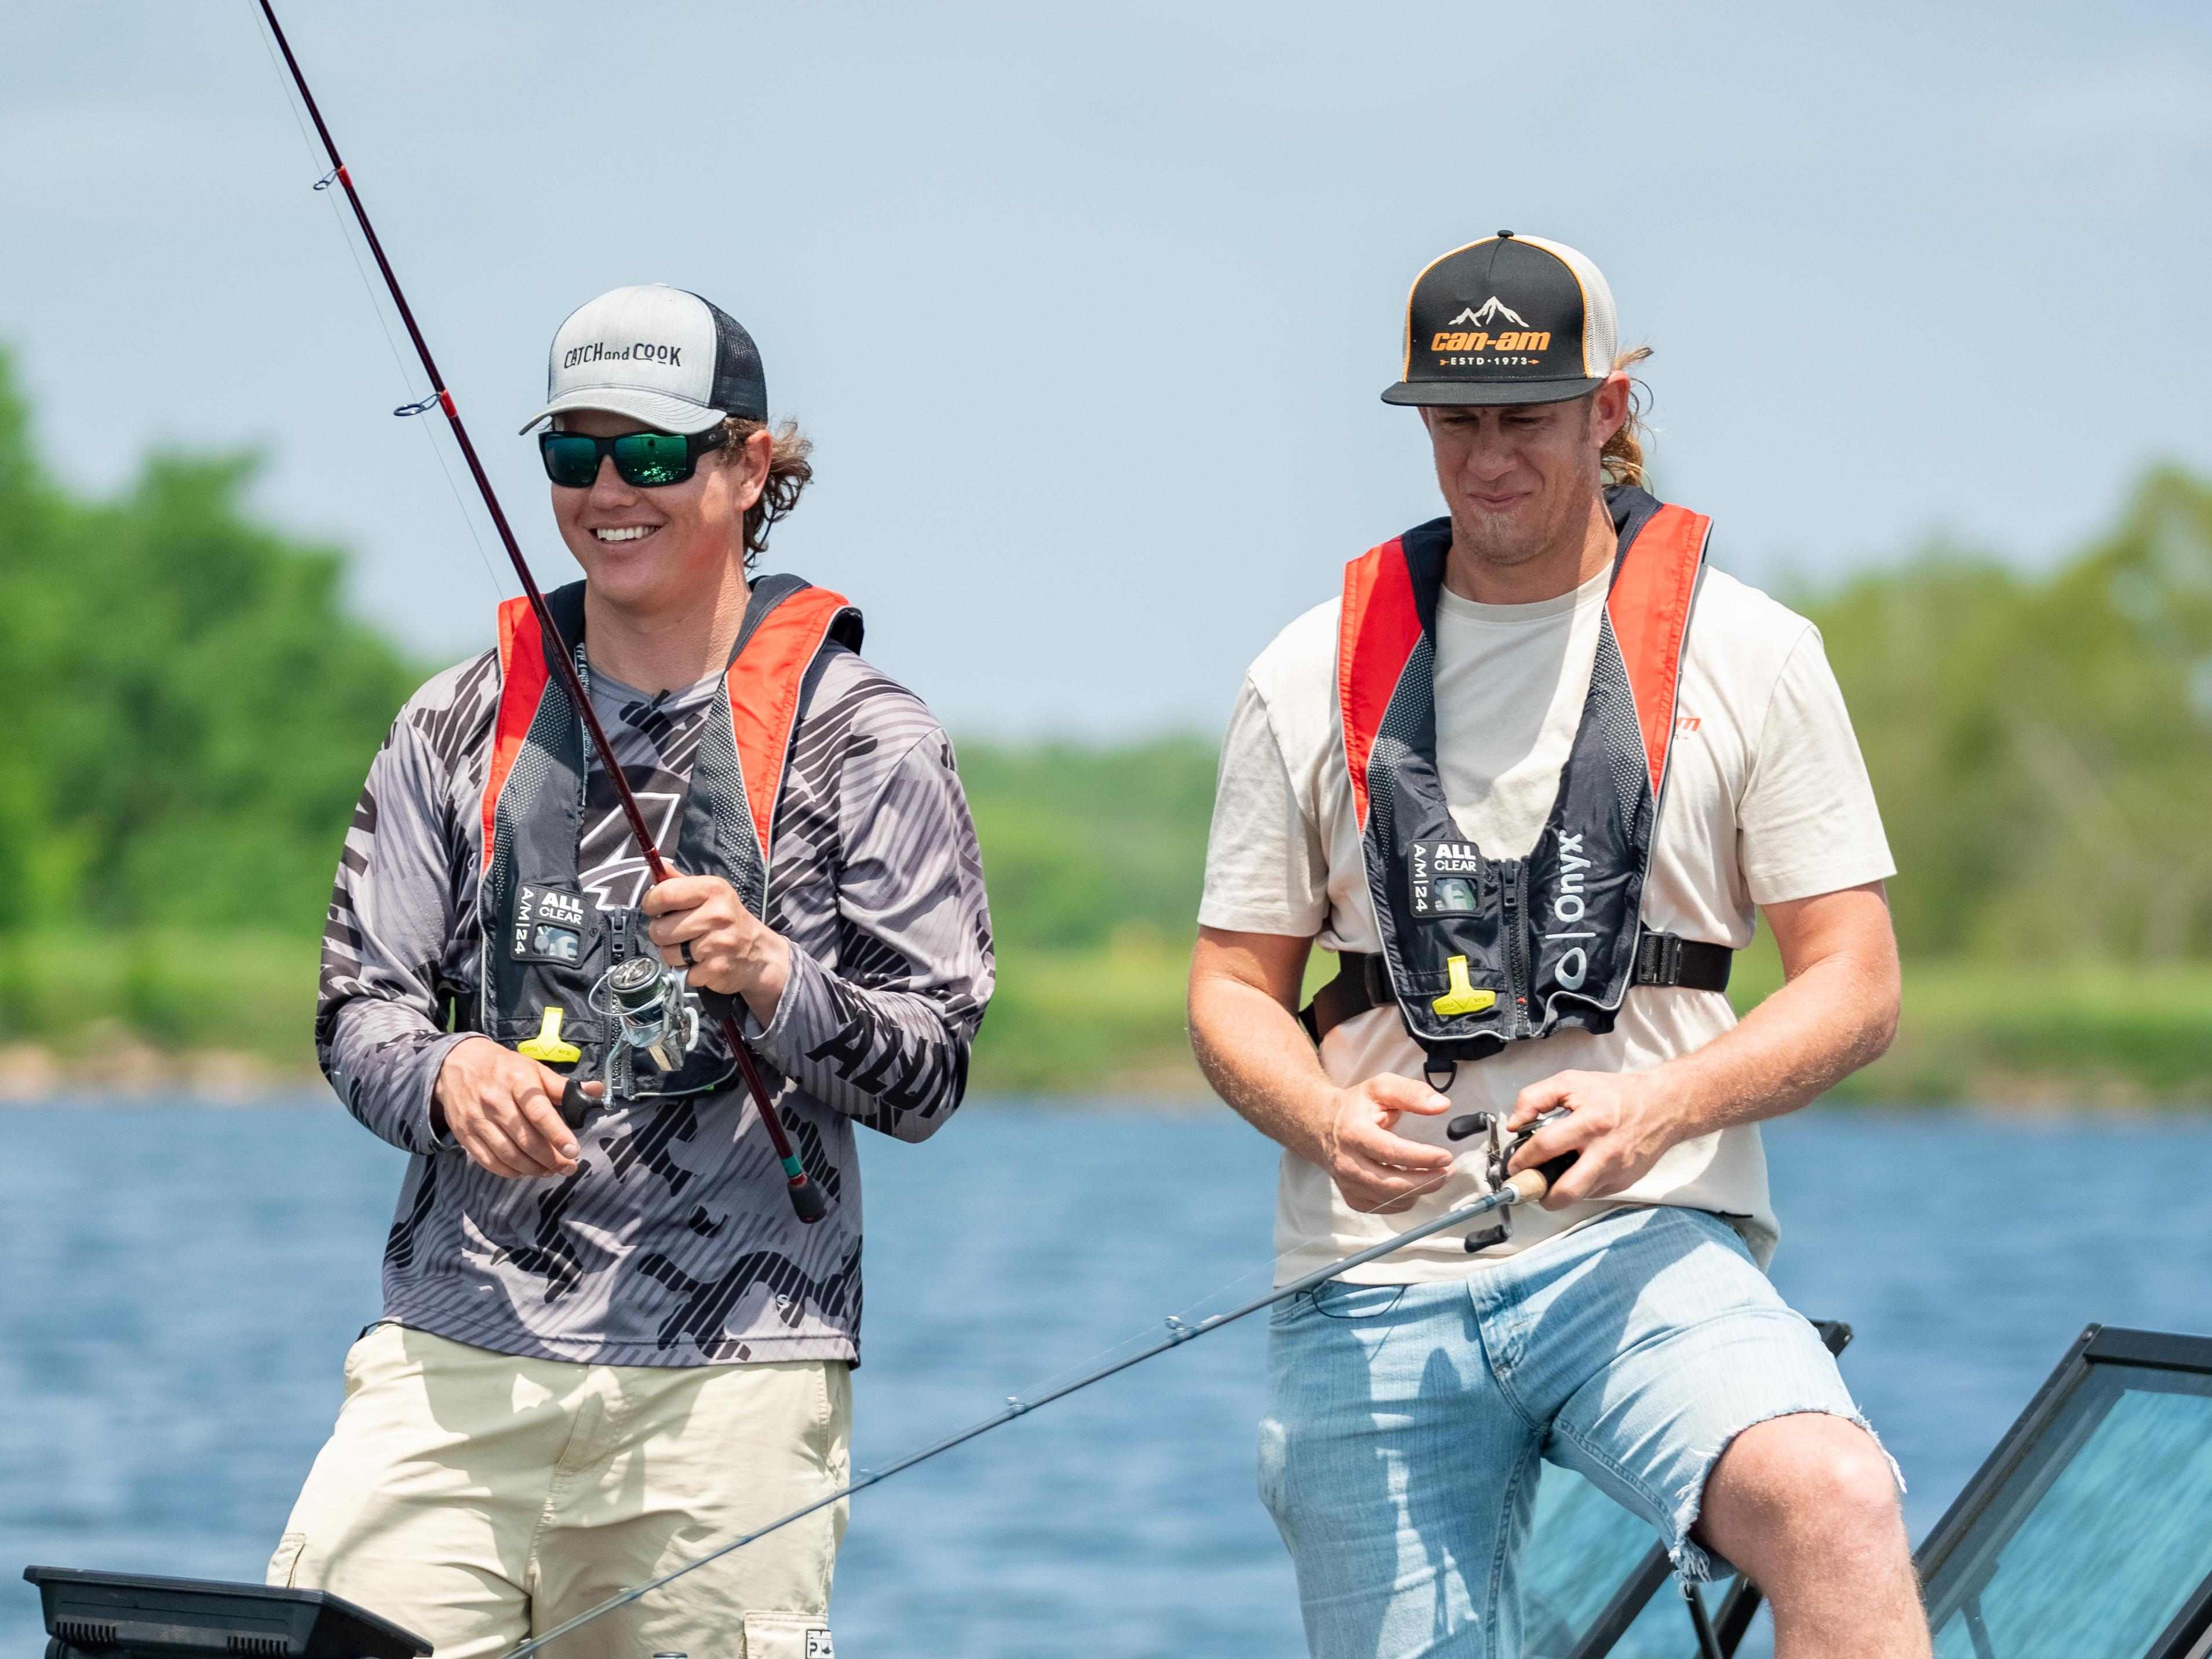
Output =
[
  {"x1": 1448, "y1": 473, "x2": 1607, "y2": 586},
  {"x1": 1448, "y1": 503, "x2": 1547, "y2": 574}
]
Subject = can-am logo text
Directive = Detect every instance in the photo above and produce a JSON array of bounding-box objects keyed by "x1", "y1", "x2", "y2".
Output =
[{"x1": 1430, "y1": 297, "x2": 1547, "y2": 356}]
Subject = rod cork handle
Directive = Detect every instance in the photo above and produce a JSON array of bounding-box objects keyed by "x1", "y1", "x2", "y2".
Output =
[
  {"x1": 1505, "y1": 1166, "x2": 1553, "y2": 1204},
  {"x1": 1506, "y1": 1149, "x2": 1579, "y2": 1205}
]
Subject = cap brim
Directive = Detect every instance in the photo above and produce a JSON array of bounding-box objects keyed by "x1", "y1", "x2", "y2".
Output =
[
  {"x1": 1380, "y1": 375, "x2": 1604, "y2": 407},
  {"x1": 516, "y1": 386, "x2": 728, "y2": 436}
]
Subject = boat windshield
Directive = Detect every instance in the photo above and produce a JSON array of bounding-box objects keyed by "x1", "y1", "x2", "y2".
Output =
[{"x1": 1922, "y1": 1342, "x2": 2212, "y2": 1659}]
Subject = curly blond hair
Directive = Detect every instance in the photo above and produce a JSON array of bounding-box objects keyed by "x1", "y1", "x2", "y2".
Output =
[
  {"x1": 715, "y1": 418, "x2": 814, "y2": 563},
  {"x1": 1601, "y1": 345, "x2": 1655, "y2": 487}
]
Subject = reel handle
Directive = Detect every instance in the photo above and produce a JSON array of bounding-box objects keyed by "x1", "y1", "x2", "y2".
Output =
[
  {"x1": 1445, "y1": 1110, "x2": 1576, "y2": 1186},
  {"x1": 557, "y1": 1071, "x2": 596, "y2": 1131}
]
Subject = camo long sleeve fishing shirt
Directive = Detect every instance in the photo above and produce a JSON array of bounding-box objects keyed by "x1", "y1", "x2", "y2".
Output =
[{"x1": 316, "y1": 633, "x2": 993, "y2": 1367}]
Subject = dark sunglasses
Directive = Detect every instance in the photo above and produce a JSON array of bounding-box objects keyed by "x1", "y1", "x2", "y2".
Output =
[{"x1": 538, "y1": 427, "x2": 725, "y2": 489}]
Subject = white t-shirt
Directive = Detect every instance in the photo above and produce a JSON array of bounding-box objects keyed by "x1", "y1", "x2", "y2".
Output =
[{"x1": 1199, "y1": 557, "x2": 1894, "y2": 1284}]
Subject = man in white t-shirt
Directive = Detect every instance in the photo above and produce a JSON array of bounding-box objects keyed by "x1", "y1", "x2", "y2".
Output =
[{"x1": 1189, "y1": 233, "x2": 1926, "y2": 1658}]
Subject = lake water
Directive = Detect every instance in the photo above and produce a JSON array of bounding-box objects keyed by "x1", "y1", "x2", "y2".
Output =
[{"x1": 4, "y1": 1102, "x2": 2210, "y2": 1657}]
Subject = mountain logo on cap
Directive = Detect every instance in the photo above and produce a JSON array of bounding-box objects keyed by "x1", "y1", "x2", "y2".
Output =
[{"x1": 1447, "y1": 297, "x2": 1529, "y2": 329}]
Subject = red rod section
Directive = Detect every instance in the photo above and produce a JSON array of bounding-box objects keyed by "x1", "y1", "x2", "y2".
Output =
[{"x1": 256, "y1": 0, "x2": 825, "y2": 1223}]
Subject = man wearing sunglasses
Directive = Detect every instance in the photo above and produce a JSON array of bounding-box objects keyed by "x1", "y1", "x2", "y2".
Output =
[{"x1": 270, "y1": 284, "x2": 994, "y2": 1659}]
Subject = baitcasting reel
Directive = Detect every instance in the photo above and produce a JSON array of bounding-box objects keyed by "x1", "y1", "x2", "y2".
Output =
[
  {"x1": 1445, "y1": 1105, "x2": 1575, "y2": 1253},
  {"x1": 588, "y1": 952, "x2": 702, "y2": 1098}
]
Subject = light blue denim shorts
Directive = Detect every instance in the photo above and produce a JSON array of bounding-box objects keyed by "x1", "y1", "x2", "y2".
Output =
[{"x1": 1258, "y1": 1204, "x2": 1882, "y2": 1659}]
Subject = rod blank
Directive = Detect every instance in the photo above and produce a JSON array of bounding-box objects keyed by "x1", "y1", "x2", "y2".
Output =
[{"x1": 253, "y1": 0, "x2": 825, "y2": 1222}]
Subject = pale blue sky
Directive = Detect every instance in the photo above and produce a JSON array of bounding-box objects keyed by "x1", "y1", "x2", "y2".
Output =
[{"x1": 7, "y1": 2, "x2": 2208, "y2": 734}]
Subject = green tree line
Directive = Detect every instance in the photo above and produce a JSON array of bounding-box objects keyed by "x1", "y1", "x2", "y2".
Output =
[
  {"x1": 0, "y1": 355, "x2": 417, "y2": 935},
  {"x1": 1816, "y1": 469, "x2": 2212, "y2": 961},
  {"x1": 2, "y1": 345, "x2": 2209, "y2": 1096}
]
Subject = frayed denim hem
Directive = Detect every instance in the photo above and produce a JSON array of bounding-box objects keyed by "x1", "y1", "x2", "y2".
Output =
[{"x1": 1667, "y1": 1406, "x2": 1904, "y2": 1583}]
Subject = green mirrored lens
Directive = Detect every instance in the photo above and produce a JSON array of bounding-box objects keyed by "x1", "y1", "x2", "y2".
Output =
[
  {"x1": 613, "y1": 431, "x2": 691, "y2": 486},
  {"x1": 540, "y1": 435, "x2": 600, "y2": 488}
]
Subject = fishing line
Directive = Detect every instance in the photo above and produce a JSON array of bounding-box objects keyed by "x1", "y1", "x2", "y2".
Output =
[
  {"x1": 243, "y1": 0, "x2": 1484, "y2": 1361},
  {"x1": 504, "y1": 1159, "x2": 1561, "y2": 1659},
  {"x1": 973, "y1": 1141, "x2": 1477, "y2": 1412},
  {"x1": 243, "y1": 2, "x2": 507, "y2": 606},
  {"x1": 243, "y1": 10, "x2": 1569, "y2": 1643},
  {"x1": 249, "y1": 0, "x2": 829, "y2": 1224},
  {"x1": 514, "y1": 1117, "x2": 1557, "y2": 1657}
]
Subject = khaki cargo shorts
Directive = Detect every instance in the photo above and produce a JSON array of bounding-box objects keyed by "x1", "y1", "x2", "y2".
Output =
[{"x1": 268, "y1": 1323, "x2": 849, "y2": 1659}]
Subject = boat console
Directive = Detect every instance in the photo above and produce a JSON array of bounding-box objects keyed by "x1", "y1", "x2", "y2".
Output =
[{"x1": 21, "y1": 1568, "x2": 428, "y2": 1659}]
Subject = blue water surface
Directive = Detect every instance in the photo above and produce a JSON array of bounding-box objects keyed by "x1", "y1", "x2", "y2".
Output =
[{"x1": 2, "y1": 1101, "x2": 2209, "y2": 1657}]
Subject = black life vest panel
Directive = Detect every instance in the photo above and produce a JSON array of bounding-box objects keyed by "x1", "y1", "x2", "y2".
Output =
[
  {"x1": 473, "y1": 575, "x2": 863, "y2": 1096},
  {"x1": 1338, "y1": 486, "x2": 1714, "y2": 1067}
]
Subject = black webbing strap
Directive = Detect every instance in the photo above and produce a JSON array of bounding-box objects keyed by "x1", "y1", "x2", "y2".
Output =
[
  {"x1": 1299, "y1": 934, "x2": 1733, "y2": 1046},
  {"x1": 1631, "y1": 932, "x2": 1732, "y2": 996},
  {"x1": 1296, "y1": 952, "x2": 1393, "y2": 1044}
]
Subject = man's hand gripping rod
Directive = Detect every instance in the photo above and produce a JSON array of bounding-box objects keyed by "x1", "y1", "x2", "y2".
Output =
[
  {"x1": 500, "y1": 1151, "x2": 1572, "y2": 1659},
  {"x1": 254, "y1": 0, "x2": 826, "y2": 1223}
]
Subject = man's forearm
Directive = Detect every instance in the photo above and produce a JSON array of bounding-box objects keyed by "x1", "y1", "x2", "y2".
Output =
[
  {"x1": 746, "y1": 942, "x2": 978, "y2": 1143},
  {"x1": 320, "y1": 996, "x2": 469, "y2": 1155},
  {"x1": 1189, "y1": 950, "x2": 1461, "y2": 1216},
  {"x1": 1188, "y1": 973, "x2": 1336, "y2": 1162},
  {"x1": 1648, "y1": 947, "x2": 1898, "y2": 1138}
]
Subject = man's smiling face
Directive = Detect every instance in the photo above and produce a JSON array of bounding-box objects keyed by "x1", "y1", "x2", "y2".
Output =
[{"x1": 548, "y1": 409, "x2": 768, "y2": 612}]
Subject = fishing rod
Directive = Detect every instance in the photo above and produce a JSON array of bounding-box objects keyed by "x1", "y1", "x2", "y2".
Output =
[
  {"x1": 252, "y1": 0, "x2": 826, "y2": 1224},
  {"x1": 505, "y1": 1127, "x2": 1574, "y2": 1659}
]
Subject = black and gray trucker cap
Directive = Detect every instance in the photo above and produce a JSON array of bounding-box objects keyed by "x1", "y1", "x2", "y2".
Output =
[
  {"x1": 518, "y1": 284, "x2": 767, "y2": 435},
  {"x1": 1382, "y1": 231, "x2": 1619, "y2": 407}
]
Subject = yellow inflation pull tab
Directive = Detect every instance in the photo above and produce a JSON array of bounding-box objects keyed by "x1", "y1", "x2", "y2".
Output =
[
  {"x1": 517, "y1": 1007, "x2": 582, "y2": 1065},
  {"x1": 1431, "y1": 956, "x2": 1497, "y2": 1018}
]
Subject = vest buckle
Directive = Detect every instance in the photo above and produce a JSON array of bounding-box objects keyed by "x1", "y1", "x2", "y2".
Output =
[{"x1": 1637, "y1": 931, "x2": 1683, "y2": 985}]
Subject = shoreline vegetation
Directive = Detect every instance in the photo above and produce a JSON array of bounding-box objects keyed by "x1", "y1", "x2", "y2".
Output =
[
  {"x1": 6, "y1": 931, "x2": 2212, "y2": 1105},
  {"x1": 3, "y1": 353, "x2": 2211, "y2": 1106}
]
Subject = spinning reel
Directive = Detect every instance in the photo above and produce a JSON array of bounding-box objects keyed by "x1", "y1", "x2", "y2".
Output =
[{"x1": 588, "y1": 953, "x2": 703, "y2": 1098}]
